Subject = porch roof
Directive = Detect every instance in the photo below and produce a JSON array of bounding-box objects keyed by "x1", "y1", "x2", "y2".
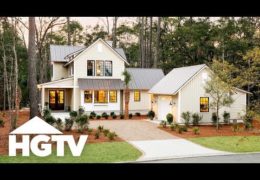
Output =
[{"x1": 78, "y1": 78, "x2": 124, "y2": 90}]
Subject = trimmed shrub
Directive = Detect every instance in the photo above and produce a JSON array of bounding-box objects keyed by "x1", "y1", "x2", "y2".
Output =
[
  {"x1": 43, "y1": 107, "x2": 51, "y2": 119},
  {"x1": 0, "y1": 119, "x2": 5, "y2": 127},
  {"x1": 192, "y1": 113, "x2": 203, "y2": 126},
  {"x1": 129, "y1": 113, "x2": 133, "y2": 119},
  {"x1": 65, "y1": 118, "x2": 74, "y2": 131},
  {"x1": 135, "y1": 112, "x2": 141, "y2": 116},
  {"x1": 120, "y1": 114, "x2": 124, "y2": 119},
  {"x1": 112, "y1": 114, "x2": 117, "y2": 119},
  {"x1": 243, "y1": 110, "x2": 255, "y2": 130},
  {"x1": 102, "y1": 112, "x2": 109, "y2": 119},
  {"x1": 55, "y1": 118, "x2": 63, "y2": 131},
  {"x1": 147, "y1": 110, "x2": 155, "y2": 120},
  {"x1": 159, "y1": 121, "x2": 167, "y2": 128},
  {"x1": 110, "y1": 112, "x2": 115, "y2": 117},
  {"x1": 69, "y1": 111, "x2": 78, "y2": 118},
  {"x1": 193, "y1": 127, "x2": 200, "y2": 135},
  {"x1": 75, "y1": 114, "x2": 89, "y2": 133},
  {"x1": 177, "y1": 126, "x2": 183, "y2": 134},
  {"x1": 87, "y1": 128, "x2": 93, "y2": 134},
  {"x1": 211, "y1": 112, "x2": 218, "y2": 126},
  {"x1": 107, "y1": 132, "x2": 117, "y2": 140},
  {"x1": 170, "y1": 124, "x2": 176, "y2": 131},
  {"x1": 98, "y1": 125, "x2": 104, "y2": 132},
  {"x1": 45, "y1": 115, "x2": 56, "y2": 125},
  {"x1": 90, "y1": 111, "x2": 96, "y2": 118},
  {"x1": 223, "y1": 111, "x2": 230, "y2": 124},
  {"x1": 103, "y1": 129, "x2": 110, "y2": 136},
  {"x1": 181, "y1": 111, "x2": 191, "y2": 127},
  {"x1": 166, "y1": 113, "x2": 173, "y2": 124},
  {"x1": 180, "y1": 125, "x2": 188, "y2": 132},
  {"x1": 78, "y1": 106, "x2": 85, "y2": 116},
  {"x1": 95, "y1": 131, "x2": 100, "y2": 139},
  {"x1": 96, "y1": 115, "x2": 101, "y2": 120},
  {"x1": 89, "y1": 115, "x2": 94, "y2": 120}
]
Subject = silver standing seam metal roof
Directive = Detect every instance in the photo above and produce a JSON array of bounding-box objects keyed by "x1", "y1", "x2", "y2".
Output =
[
  {"x1": 50, "y1": 42, "x2": 127, "y2": 62},
  {"x1": 149, "y1": 64, "x2": 207, "y2": 95},
  {"x1": 78, "y1": 68, "x2": 164, "y2": 90}
]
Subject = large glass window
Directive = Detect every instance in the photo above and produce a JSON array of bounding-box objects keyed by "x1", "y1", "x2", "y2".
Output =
[
  {"x1": 96, "y1": 60, "x2": 104, "y2": 76},
  {"x1": 200, "y1": 97, "x2": 209, "y2": 112},
  {"x1": 109, "y1": 91, "x2": 117, "y2": 103},
  {"x1": 84, "y1": 90, "x2": 93, "y2": 103},
  {"x1": 94, "y1": 90, "x2": 108, "y2": 103},
  {"x1": 134, "y1": 90, "x2": 141, "y2": 102},
  {"x1": 105, "y1": 61, "x2": 112, "y2": 76},
  {"x1": 87, "y1": 60, "x2": 95, "y2": 76}
]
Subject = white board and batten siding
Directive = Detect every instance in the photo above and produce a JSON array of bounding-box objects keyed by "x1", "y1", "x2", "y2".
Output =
[{"x1": 179, "y1": 67, "x2": 247, "y2": 123}]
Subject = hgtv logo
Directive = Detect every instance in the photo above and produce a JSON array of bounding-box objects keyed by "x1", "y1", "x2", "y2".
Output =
[{"x1": 9, "y1": 116, "x2": 88, "y2": 157}]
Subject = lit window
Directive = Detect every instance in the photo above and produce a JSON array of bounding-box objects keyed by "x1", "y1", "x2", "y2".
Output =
[
  {"x1": 94, "y1": 90, "x2": 108, "y2": 103},
  {"x1": 87, "y1": 60, "x2": 95, "y2": 76},
  {"x1": 134, "y1": 90, "x2": 141, "y2": 102},
  {"x1": 105, "y1": 61, "x2": 112, "y2": 76},
  {"x1": 96, "y1": 60, "x2": 104, "y2": 76},
  {"x1": 84, "y1": 91, "x2": 92, "y2": 103},
  {"x1": 109, "y1": 91, "x2": 117, "y2": 103},
  {"x1": 200, "y1": 97, "x2": 209, "y2": 112}
]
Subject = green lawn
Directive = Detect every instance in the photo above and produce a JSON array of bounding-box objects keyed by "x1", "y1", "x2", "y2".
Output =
[
  {"x1": 189, "y1": 136, "x2": 260, "y2": 153},
  {"x1": 0, "y1": 142, "x2": 142, "y2": 163}
]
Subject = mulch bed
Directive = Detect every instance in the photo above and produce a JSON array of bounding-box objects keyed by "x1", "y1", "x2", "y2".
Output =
[
  {"x1": 159, "y1": 120, "x2": 260, "y2": 138},
  {"x1": 0, "y1": 110, "x2": 124, "y2": 155}
]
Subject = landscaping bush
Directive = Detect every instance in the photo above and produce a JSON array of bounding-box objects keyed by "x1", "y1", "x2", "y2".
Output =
[
  {"x1": 147, "y1": 110, "x2": 155, "y2": 120},
  {"x1": 96, "y1": 115, "x2": 101, "y2": 119},
  {"x1": 159, "y1": 121, "x2": 167, "y2": 128},
  {"x1": 0, "y1": 119, "x2": 5, "y2": 127},
  {"x1": 181, "y1": 111, "x2": 191, "y2": 127},
  {"x1": 78, "y1": 106, "x2": 85, "y2": 116},
  {"x1": 45, "y1": 115, "x2": 56, "y2": 125},
  {"x1": 193, "y1": 127, "x2": 200, "y2": 135},
  {"x1": 112, "y1": 114, "x2": 117, "y2": 119},
  {"x1": 166, "y1": 113, "x2": 173, "y2": 124},
  {"x1": 95, "y1": 131, "x2": 100, "y2": 139},
  {"x1": 98, "y1": 125, "x2": 104, "y2": 132},
  {"x1": 65, "y1": 118, "x2": 74, "y2": 131},
  {"x1": 69, "y1": 111, "x2": 78, "y2": 118},
  {"x1": 129, "y1": 113, "x2": 133, "y2": 119},
  {"x1": 243, "y1": 110, "x2": 255, "y2": 130},
  {"x1": 180, "y1": 125, "x2": 188, "y2": 132},
  {"x1": 211, "y1": 112, "x2": 218, "y2": 126},
  {"x1": 75, "y1": 114, "x2": 89, "y2": 133},
  {"x1": 90, "y1": 111, "x2": 96, "y2": 118},
  {"x1": 135, "y1": 112, "x2": 141, "y2": 116},
  {"x1": 170, "y1": 124, "x2": 176, "y2": 131},
  {"x1": 231, "y1": 124, "x2": 240, "y2": 132},
  {"x1": 103, "y1": 129, "x2": 110, "y2": 136},
  {"x1": 43, "y1": 107, "x2": 51, "y2": 119},
  {"x1": 89, "y1": 115, "x2": 94, "y2": 119},
  {"x1": 223, "y1": 111, "x2": 230, "y2": 124},
  {"x1": 102, "y1": 112, "x2": 109, "y2": 119},
  {"x1": 87, "y1": 128, "x2": 93, "y2": 134},
  {"x1": 176, "y1": 126, "x2": 183, "y2": 134},
  {"x1": 192, "y1": 113, "x2": 203, "y2": 126},
  {"x1": 55, "y1": 118, "x2": 63, "y2": 131},
  {"x1": 107, "y1": 132, "x2": 117, "y2": 140},
  {"x1": 110, "y1": 112, "x2": 115, "y2": 117},
  {"x1": 120, "y1": 114, "x2": 124, "y2": 119}
]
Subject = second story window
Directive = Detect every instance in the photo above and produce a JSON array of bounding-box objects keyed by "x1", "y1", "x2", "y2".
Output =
[
  {"x1": 105, "y1": 61, "x2": 112, "y2": 76},
  {"x1": 96, "y1": 60, "x2": 104, "y2": 76},
  {"x1": 87, "y1": 60, "x2": 95, "y2": 76}
]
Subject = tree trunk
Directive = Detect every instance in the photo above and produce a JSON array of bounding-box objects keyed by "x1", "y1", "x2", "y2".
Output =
[
  {"x1": 154, "y1": 17, "x2": 161, "y2": 68},
  {"x1": 124, "y1": 87, "x2": 130, "y2": 119},
  {"x1": 28, "y1": 17, "x2": 38, "y2": 118},
  {"x1": 140, "y1": 17, "x2": 145, "y2": 68},
  {"x1": 216, "y1": 103, "x2": 219, "y2": 130},
  {"x1": 67, "y1": 17, "x2": 71, "y2": 45},
  {"x1": 149, "y1": 17, "x2": 153, "y2": 68},
  {"x1": 112, "y1": 17, "x2": 118, "y2": 48}
]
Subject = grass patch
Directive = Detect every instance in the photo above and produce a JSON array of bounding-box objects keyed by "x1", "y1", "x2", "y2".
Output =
[
  {"x1": 0, "y1": 142, "x2": 142, "y2": 163},
  {"x1": 189, "y1": 136, "x2": 260, "y2": 153}
]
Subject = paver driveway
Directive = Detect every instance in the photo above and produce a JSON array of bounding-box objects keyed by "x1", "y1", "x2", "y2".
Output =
[{"x1": 89, "y1": 120, "x2": 230, "y2": 161}]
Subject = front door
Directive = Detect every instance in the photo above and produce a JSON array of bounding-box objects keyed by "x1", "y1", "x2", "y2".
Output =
[
  {"x1": 49, "y1": 90, "x2": 64, "y2": 110},
  {"x1": 157, "y1": 96, "x2": 172, "y2": 120}
]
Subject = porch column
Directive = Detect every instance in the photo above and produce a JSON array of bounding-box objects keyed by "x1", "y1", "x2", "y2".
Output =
[{"x1": 41, "y1": 87, "x2": 45, "y2": 111}]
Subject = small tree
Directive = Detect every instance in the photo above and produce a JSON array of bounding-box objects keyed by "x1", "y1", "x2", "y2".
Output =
[
  {"x1": 181, "y1": 111, "x2": 191, "y2": 126},
  {"x1": 122, "y1": 70, "x2": 131, "y2": 119},
  {"x1": 204, "y1": 73, "x2": 234, "y2": 130},
  {"x1": 166, "y1": 113, "x2": 173, "y2": 124}
]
